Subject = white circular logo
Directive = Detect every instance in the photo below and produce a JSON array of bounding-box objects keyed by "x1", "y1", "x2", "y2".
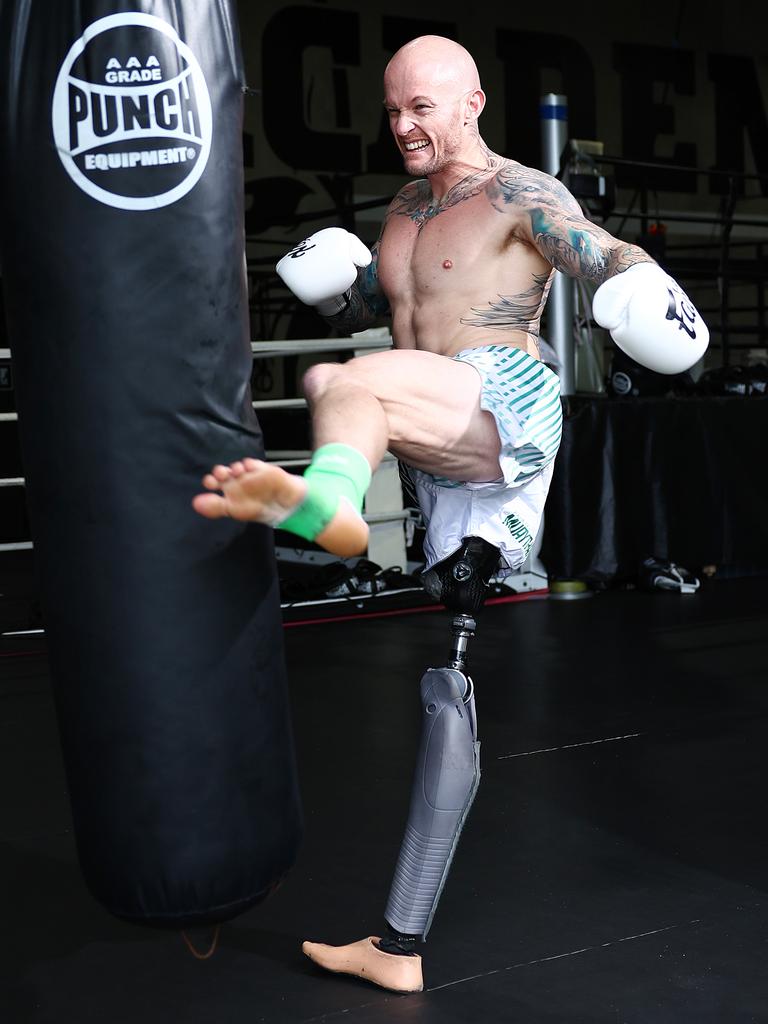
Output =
[
  {"x1": 612, "y1": 370, "x2": 633, "y2": 396},
  {"x1": 51, "y1": 13, "x2": 212, "y2": 211}
]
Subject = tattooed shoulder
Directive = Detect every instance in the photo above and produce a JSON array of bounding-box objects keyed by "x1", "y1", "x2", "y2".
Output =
[
  {"x1": 488, "y1": 161, "x2": 582, "y2": 217},
  {"x1": 488, "y1": 162, "x2": 634, "y2": 282}
]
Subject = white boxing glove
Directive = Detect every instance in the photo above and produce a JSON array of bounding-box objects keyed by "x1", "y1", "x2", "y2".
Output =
[
  {"x1": 276, "y1": 227, "x2": 372, "y2": 316},
  {"x1": 592, "y1": 262, "x2": 709, "y2": 374}
]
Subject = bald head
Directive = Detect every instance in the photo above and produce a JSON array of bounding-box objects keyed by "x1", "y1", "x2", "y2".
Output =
[{"x1": 384, "y1": 36, "x2": 481, "y2": 96}]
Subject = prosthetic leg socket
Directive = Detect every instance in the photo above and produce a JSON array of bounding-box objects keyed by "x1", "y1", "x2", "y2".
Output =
[
  {"x1": 422, "y1": 535, "x2": 501, "y2": 615},
  {"x1": 384, "y1": 666, "x2": 480, "y2": 939}
]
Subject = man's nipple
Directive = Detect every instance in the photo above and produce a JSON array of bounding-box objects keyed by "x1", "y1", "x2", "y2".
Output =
[{"x1": 442, "y1": 259, "x2": 453, "y2": 270}]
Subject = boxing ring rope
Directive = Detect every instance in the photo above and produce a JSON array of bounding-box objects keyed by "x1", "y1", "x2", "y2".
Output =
[{"x1": 0, "y1": 333, "x2": 411, "y2": 566}]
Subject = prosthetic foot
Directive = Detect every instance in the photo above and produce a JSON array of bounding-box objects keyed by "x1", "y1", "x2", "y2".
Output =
[{"x1": 302, "y1": 936, "x2": 423, "y2": 992}]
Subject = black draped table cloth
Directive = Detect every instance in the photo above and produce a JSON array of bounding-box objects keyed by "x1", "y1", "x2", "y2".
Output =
[{"x1": 540, "y1": 396, "x2": 768, "y2": 583}]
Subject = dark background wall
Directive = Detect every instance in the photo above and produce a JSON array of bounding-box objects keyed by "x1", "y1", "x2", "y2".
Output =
[
  {"x1": 236, "y1": 0, "x2": 768, "y2": 373},
  {"x1": 236, "y1": 0, "x2": 768, "y2": 228}
]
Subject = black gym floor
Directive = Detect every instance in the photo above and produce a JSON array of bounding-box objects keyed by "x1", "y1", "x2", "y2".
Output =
[{"x1": 2, "y1": 568, "x2": 767, "y2": 1023}]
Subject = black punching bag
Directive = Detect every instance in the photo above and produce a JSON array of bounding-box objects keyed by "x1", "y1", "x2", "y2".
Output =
[{"x1": 0, "y1": 1, "x2": 302, "y2": 926}]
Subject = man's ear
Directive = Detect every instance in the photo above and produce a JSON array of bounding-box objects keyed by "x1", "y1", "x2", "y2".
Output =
[{"x1": 464, "y1": 88, "x2": 486, "y2": 124}]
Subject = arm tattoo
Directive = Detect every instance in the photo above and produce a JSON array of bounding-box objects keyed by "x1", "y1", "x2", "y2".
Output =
[
  {"x1": 605, "y1": 246, "x2": 653, "y2": 276},
  {"x1": 529, "y1": 205, "x2": 609, "y2": 280},
  {"x1": 460, "y1": 272, "x2": 552, "y2": 337},
  {"x1": 491, "y1": 162, "x2": 653, "y2": 284}
]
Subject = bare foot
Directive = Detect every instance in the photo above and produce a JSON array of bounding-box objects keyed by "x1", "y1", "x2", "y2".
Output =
[
  {"x1": 192, "y1": 458, "x2": 306, "y2": 523},
  {"x1": 192, "y1": 458, "x2": 369, "y2": 558}
]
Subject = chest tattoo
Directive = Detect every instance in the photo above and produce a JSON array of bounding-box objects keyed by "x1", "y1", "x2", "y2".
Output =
[{"x1": 391, "y1": 166, "x2": 497, "y2": 231}]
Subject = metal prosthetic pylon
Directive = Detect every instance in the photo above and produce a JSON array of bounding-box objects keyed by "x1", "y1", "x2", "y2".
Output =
[{"x1": 447, "y1": 612, "x2": 476, "y2": 673}]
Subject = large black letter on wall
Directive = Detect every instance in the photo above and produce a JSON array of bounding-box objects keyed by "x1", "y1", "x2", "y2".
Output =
[
  {"x1": 612, "y1": 43, "x2": 697, "y2": 193},
  {"x1": 262, "y1": 6, "x2": 361, "y2": 172},
  {"x1": 366, "y1": 16, "x2": 458, "y2": 174},
  {"x1": 496, "y1": 30, "x2": 596, "y2": 170},
  {"x1": 708, "y1": 53, "x2": 768, "y2": 197}
]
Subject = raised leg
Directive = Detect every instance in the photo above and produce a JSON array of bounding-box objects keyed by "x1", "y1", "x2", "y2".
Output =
[{"x1": 193, "y1": 350, "x2": 504, "y2": 557}]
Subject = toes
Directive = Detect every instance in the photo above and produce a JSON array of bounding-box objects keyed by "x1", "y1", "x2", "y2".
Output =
[
  {"x1": 205, "y1": 459, "x2": 263, "y2": 488},
  {"x1": 192, "y1": 493, "x2": 229, "y2": 519}
]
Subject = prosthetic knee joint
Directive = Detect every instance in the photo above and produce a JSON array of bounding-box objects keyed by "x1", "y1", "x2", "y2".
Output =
[{"x1": 384, "y1": 537, "x2": 500, "y2": 939}]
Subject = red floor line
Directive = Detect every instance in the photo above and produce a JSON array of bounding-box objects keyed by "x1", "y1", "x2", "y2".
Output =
[{"x1": 282, "y1": 588, "x2": 549, "y2": 628}]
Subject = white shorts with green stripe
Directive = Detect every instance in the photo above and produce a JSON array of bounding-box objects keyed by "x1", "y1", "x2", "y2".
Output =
[{"x1": 407, "y1": 345, "x2": 563, "y2": 577}]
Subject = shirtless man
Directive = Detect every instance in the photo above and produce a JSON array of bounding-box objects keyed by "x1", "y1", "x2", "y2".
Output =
[
  {"x1": 193, "y1": 35, "x2": 707, "y2": 991},
  {"x1": 193, "y1": 35, "x2": 706, "y2": 572}
]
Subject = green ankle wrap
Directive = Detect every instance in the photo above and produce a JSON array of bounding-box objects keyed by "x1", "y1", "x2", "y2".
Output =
[{"x1": 279, "y1": 443, "x2": 372, "y2": 542}]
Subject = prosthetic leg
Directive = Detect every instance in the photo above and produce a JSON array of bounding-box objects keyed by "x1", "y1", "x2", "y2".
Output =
[
  {"x1": 303, "y1": 537, "x2": 500, "y2": 992},
  {"x1": 384, "y1": 536, "x2": 499, "y2": 938}
]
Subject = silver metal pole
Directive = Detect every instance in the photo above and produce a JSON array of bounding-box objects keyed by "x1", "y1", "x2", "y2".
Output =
[{"x1": 540, "y1": 93, "x2": 576, "y2": 395}]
